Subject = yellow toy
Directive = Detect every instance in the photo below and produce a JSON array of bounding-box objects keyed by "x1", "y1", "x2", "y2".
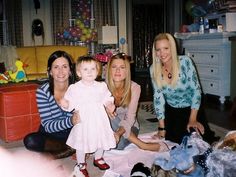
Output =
[{"x1": 8, "y1": 60, "x2": 28, "y2": 82}]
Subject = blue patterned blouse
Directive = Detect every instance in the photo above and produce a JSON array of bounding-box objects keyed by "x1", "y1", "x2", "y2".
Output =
[
  {"x1": 150, "y1": 55, "x2": 202, "y2": 120},
  {"x1": 36, "y1": 82, "x2": 73, "y2": 133}
]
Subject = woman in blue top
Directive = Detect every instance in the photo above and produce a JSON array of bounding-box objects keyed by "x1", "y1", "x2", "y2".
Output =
[
  {"x1": 23, "y1": 50, "x2": 80, "y2": 158},
  {"x1": 150, "y1": 33, "x2": 218, "y2": 144}
]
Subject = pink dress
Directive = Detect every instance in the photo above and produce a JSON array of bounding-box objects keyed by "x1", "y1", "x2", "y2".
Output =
[{"x1": 65, "y1": 81, "x2": 116, "y2": 153}]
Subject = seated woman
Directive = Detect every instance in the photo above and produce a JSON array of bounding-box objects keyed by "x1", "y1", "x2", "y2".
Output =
[
  {"x1": 23, "y1": 51, "x2": 80, "y2": 159},
  {"x1": 106, "y1": 53, "x2": 166, "y2": 151}
]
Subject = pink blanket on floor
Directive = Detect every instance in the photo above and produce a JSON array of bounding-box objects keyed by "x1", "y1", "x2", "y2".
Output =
[{"x1": 103, "y1": 132, "x2": 177, "y2": 177}]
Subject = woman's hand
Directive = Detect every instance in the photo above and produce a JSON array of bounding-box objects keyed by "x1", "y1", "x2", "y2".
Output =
[
  {"x1": 114, "y1": 132, "x2": 121, "y2": 144},
  {"x1": 187, "y1": 109, "x2": 204, "y2": 135},
  {"x1": 187, "y1": 120, "x2": 204, "y2": 135},
  {"x1": 105, "y1": 103, "x2": 117, "y2": 119},
  {"x1": 71, "y1": 110, "x2": 80, "y2": 125},
  {"x1": 59, "y1": 98, "x2": 69, "y2": 109},
  {"x1": 152, "y1": 130, "x2": 166, "y2": 140},
  {"x1": 152, "y1": 120, "x2": 166, "y2": 139},
  {"x1": 114, "y1": 127, "x2": 125, "y2": 144}
]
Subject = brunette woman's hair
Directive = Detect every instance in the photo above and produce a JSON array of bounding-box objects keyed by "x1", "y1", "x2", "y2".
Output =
[{"x1": 47, "y1": 50, "x2": 75, "y2": 95}]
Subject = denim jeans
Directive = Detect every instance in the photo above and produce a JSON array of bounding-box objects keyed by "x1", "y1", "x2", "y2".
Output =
[{"x1": 110, "y1": 116, "x2": 139, "y2": 150}]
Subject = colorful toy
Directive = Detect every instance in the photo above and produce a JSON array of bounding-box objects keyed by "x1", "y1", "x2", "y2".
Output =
[
  {"x1": 0, "y1": 72, "x2": 9, "y2": 84},
  {"x1": 8, "y1": 60, "x2": 28, "y2": 83}
]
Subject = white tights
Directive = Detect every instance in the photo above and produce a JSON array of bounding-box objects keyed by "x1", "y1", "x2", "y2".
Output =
[{"x1": 76, "y1": 148, "x2": 104, "y2": 163}]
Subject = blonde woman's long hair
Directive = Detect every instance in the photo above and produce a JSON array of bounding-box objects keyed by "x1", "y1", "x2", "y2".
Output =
[
  {"x1": 151, "y1": 33, "x2": 179, "y2": 88},
  {"x1": 106, "y1": 53, "x2": 131, "y2": 107}
]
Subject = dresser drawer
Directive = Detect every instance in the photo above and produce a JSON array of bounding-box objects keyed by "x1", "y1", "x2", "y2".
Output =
[
  {"x1": 196, "y1": 65, "x2": 219, "y2": 79},
  {"x1": 187, "y1": 51, "x2": 219, "y2": 65},
  {"x1": 200, "y1": 79, "x2": 219, "y2": 95}
]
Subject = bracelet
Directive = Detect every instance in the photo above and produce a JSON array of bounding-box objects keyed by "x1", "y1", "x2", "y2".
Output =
[{"x1": 158, "y1": 127, "x2": 166, "y2": 131}]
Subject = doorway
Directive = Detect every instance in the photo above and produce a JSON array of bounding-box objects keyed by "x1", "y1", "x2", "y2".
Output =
[{"x1": 132, "y1": 0, "x2": 165, "y2": 74}]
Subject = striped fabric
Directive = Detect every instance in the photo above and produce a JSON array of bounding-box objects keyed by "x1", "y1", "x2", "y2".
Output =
[{"x1": 36, "y1": 82, "x2": 73, "y2": 133}]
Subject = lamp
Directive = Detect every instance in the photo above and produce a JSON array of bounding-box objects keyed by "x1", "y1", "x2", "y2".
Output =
[{"x1": 98, "y1": 26, "x2": 118, "y2": 44}]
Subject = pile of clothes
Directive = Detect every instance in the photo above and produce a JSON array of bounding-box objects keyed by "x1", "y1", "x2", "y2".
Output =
[{"x1": 130, "y1": 131, "x2": 236, "y2": 177}]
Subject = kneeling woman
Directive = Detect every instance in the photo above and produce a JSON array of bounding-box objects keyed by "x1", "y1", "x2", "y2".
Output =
[{"x1": 106, "y1": 53, "x2": 163, "y2": 151}]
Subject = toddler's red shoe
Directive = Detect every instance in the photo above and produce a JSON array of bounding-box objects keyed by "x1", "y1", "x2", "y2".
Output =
[
  {"x1": 93, "y1": 157, "x2": 110, "y2": 170},
  {"x1": 70, "y1": 163, "x2": 89, "y2": 177}
]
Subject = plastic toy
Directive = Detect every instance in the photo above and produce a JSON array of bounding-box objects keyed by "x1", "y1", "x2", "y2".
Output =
[
  {"x1": 0, "y1": 72, "x2": 9, "y2": 84},
  {"x1": 8, "y1": 60, "x2": 28, "y2": 82}
]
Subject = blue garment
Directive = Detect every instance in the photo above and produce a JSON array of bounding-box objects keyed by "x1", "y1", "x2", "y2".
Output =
[
  {"x1": 36, "y1": 82, "x2": 73, "y2": 133},
  {"x1": 110, "y1": 116, "x2": 139, "y2": 150},
  {"x1": 150, "y1": 55, "x2": 202, "y2": 120}
]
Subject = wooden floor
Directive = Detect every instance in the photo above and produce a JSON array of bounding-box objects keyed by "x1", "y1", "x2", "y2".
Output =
[{"x1": 133, "y1": 73, "x2": 236, "y2": 131}]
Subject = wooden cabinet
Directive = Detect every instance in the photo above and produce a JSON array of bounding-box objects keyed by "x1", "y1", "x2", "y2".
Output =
[{"x1": 175, "y1": 32, "x2": 236, "y2": 103}]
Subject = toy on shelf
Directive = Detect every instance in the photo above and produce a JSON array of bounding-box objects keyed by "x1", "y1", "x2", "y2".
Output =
[
  {"x1": 8, "y1": 60, "x2": 28, "y2": 83},
  {"x1": 0, "y1": 62, "x2": 9, "y2": 84},
  {"x1": 0, "y1": 72, "x2": 9, "y2": 84}
]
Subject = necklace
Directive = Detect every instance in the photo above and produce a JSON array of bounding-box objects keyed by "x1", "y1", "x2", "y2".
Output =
[
  {"x1": 165, "y1": 68, "x2": 172, "y2": 79},
  {"x1": 163, "y1": 67, "x2": 172, "y2": 79}
]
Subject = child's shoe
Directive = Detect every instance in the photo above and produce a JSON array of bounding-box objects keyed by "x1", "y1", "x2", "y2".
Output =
[
  {"x1": 70, "y1": 163, "x2": 89, "y2": 177},
  {"x1": 93, "y1": 157, "x2": 110, "y2": 170}
]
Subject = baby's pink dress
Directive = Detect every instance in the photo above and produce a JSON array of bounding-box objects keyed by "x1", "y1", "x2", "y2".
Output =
[{"x1": 65, "y1": 81, "x2": 116, "y2": 153}]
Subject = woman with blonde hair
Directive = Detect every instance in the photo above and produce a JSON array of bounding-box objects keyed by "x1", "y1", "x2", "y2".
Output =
[
  {"x1": 106, "y1": 53, "x2": 164, "y2": 151},
  {"x1": 150, "y1": 33, "x2": 219, "y2": 144}
]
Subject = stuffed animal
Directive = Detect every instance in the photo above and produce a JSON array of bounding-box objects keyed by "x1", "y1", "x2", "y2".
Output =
[
  {"x1": 150, "y1": 163, "x2": 176, "y2": 177},
  {"x1": 8, "y1": 60, "x2": 28, "y2": 82},
  {"x1": 215, "y1": 130, "x2": 236, "y2": 151},
  {"x1": 130, "y1": 162, "x2": 151, "y2": 177},
  {"x1": 153, "y1": 136, "x2": 205, "y2": 177}
]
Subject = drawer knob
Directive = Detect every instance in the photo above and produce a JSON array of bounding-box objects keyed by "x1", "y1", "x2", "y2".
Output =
[
  {"x1": 210, "y1": 83, "x2": 213, "y2": 87},
  {"x1": 211, "y1": 55, "x2": 214, "y2": 58},
  {"x1": 211, "y1": 69, "x2": 214, "y2": 72}
]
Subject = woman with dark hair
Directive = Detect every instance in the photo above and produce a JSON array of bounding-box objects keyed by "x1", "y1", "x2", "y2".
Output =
[{"x1": 23, "y1": 50, "x2": 80, "y2": 159}]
